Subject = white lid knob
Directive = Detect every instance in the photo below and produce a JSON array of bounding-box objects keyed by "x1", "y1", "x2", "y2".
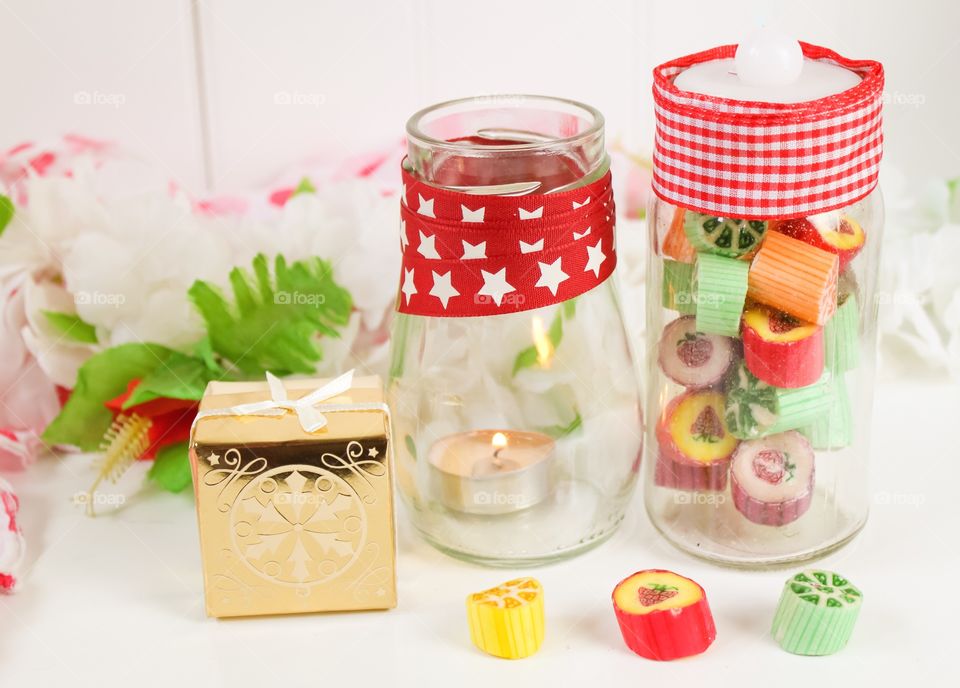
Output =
[{"x1": 735, "y1": 27, "x2": 803, "y2": 86}]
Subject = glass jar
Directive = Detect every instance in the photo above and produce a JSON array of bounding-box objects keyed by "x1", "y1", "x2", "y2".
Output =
[
  {"x1": 646, "y1": 192, "x2": 883, "y2": 565},
  {"x1": 644, "y1": 41, "x2": 886, "y2": 566},
  {"x1": 389, "y1": 95, "x2": 643, "y2": 567}
]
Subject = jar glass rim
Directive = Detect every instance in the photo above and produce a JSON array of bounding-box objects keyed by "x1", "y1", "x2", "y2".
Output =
[{"x1": 405, "y1": 94, "x2": 605, "y2": 153}]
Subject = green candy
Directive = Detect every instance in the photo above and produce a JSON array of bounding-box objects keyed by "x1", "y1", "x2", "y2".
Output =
[
  {"x1": 695, "y1": 253, "x2": 749, "y2": 337},
  {"x1": 825, "y1": 293, "x2": 860, "y2": 373},
  {"x1": 725, "y1": 361, "x2": 835, "y2": 440},
  {"x1": 801, "y1": 375, "x2": 854, "y2": 450},
  {"x1": 684, "y1": 211, "x2": 767, "y2": 257},
  {"x1": 772, "y1": 569, "x2": 863, "y2": 655},
  {"x1": 662, "y1": 260, "x2": 696, "y2": 314}
]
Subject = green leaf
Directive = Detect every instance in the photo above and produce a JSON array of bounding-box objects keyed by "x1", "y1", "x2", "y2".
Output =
[
  {"x1": 188, "y1": 253, "x2": 352, "y2": 376},
  {"x1": 511, "y1": 310, "x2": 565, "y2": 376},
  {"x1": 148, "y1": 441, "x2": 193, "y2": 493},
  {"x1": 42, "y1": 343, "x2": 181, "y2": 450},
  {"x1": 511, "y1": 347, "x2": 539, "y2": 375},
  {"x1": 292, "y1": 176, "x2": 316, "y2": 196},
  {"x1": 0, "y1": 194, "x2": 13, "y2": 236},
  {"x1": 193, "y1": 336, "x2": 225, "y2": 375},
  {"x1": 403, "y1": 434, "x2": 417, "y2": 461},
  {"x1": 387, "y1": 313, "x2": 411, "y2": 381},
  {"x1": 42, "y1": 310, "x2": 98, "y2": 344},
  {"x1": 538, "y1": 412, "x2": 583, "y2": 439},
  {"x1": 123, "y1": 351, "x2": 216, "y2": 408},
  {"x1": 548, "y1": 310, "x2": 563, "y2": 342}
]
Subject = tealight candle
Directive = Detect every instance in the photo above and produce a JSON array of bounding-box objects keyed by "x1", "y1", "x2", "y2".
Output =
[{"x1": 428, "y1": 430, "x2": 556, "y2": 515}]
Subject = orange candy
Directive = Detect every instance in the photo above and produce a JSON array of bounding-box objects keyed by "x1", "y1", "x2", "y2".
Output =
[
  {"x1": 747, "y1": 231, "x2": 838, "y2": 325},
  {"x1": 662, "y1": 206, "x2": 697, "y2": 263}
]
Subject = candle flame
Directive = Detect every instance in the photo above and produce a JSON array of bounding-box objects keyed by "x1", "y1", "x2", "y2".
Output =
[
  {"x1": 531, "y1": 317, "x2": 553, "y2": 368},
  {"x1": 491, "y1": 432, "x2": 508, "y2": 451}
]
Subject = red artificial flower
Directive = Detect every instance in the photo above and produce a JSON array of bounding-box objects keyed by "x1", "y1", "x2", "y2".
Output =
[{"x1": 104, "y1": 380, "x2": 198, "y2": 460}]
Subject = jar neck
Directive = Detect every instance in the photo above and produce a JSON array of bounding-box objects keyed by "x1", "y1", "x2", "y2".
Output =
[{"x1": 405, "y1": 95, "x2": 607, "y2": 195}]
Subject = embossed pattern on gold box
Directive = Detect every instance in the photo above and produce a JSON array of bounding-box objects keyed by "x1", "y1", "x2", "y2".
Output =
[{"x1": 189, "y1": 376, "x2": 396, "y2": 618}]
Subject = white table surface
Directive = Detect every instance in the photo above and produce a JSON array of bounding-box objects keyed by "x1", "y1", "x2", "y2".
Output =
[{"x1": 2, "y1": 378, "x2": 957, "y2": 687}]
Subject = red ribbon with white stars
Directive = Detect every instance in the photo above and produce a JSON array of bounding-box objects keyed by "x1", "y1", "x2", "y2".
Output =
[{"x1": 396, "y1": 164, "x2": 617, "y2": 317}]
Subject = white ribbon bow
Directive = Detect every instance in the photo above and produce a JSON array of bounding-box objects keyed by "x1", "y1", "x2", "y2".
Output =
[{"x1": 198, "y1": 369, "x2": 357, "y2": 433}]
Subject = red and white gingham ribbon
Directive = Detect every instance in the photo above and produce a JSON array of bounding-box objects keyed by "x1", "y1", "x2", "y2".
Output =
[
  {"x1": 396, "y1": 164, "x2": 616, "y2": 317},
  {"x1": 652, "y1": 42, "x2": 884, "y2": 219}
]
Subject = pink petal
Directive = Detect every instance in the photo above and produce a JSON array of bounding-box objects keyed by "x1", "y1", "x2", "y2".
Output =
[
  {"x1": 195, "y1": 196, "x2": 249, "y2": 217},
  {"x1": 0, "y1": 429, "x2": 44, "y2": 471},
  {"x1": 269, "y1": 187, "x2": 295, "y2": 207}
]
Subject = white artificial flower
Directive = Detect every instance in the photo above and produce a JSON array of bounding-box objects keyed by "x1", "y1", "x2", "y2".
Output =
[
  {"x1": 61, "y1": 232, "x2": 138, "y2": 330},
  {"x1": 878, "y1": 163, "x2": 960, "y2": 379},
  {"x1": 275, "y1": 179, "x2": 401, "y2": 332},
  {"x1": 65, "y1": 191, "x2": 234, "y2": 336},
  {"x1": 1, "y1": 163, "x2": 230, "y2": 361},
  {"x1": 1, "y1": 170, "x2": 111, "y2": 273},
  {"x1": 20, "y1": 277, "x2": 96, "y2": 388}
]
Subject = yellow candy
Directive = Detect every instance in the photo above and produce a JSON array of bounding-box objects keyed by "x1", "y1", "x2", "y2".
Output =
[{"x1": 466, "y1": 577, "x2": 545, "y2": 659}]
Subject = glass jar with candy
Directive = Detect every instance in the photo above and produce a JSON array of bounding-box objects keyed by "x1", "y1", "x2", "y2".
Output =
[
  {"x1": 644, "y1": 31, "x2": 885, "y2": 565},
  {"x1": 389, "y1": 96, "x2": 643, "y2": 566}
]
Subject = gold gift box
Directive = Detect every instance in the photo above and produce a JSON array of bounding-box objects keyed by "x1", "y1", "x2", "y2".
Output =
[{"x1": 189, "y1": 374, "x2": 396, "y2": 618}]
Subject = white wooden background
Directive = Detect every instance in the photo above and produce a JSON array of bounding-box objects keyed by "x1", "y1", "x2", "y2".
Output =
[{"x1": 1, "y1": 0, "x2": 957, "y2": 193}]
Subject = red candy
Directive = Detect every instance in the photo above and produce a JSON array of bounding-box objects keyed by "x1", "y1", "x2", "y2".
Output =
[
  {"x1": 742, "y1": 305, "x2": 824, "y2": 388},
  {"x1": 772, "y1": 213, "x2": 866, "y2": 271},
  {"x1": 613, "y1": 569, "x2": 716, "y2": 661}
]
